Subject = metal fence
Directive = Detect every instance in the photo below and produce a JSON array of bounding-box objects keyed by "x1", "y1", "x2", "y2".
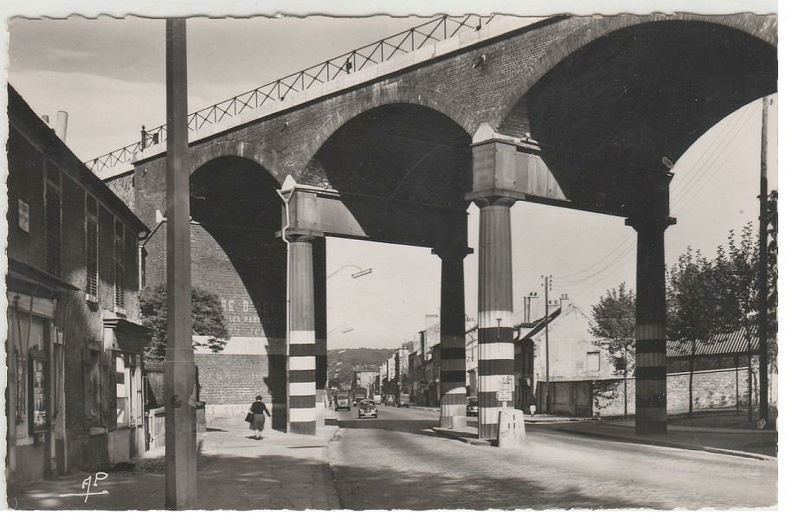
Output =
[{"x1": 86, "y1": 14, "x2": 495, "y2": 174}]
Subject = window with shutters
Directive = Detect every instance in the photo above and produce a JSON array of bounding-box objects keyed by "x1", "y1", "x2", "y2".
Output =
[
  {"x1": 114, "y1": 221, "x2": 126, "y2": 311},
  {"x1": 86, "y1": 196, "x2": 99, "y2": 300},
  {"x1": 45, "y1": 162, "x2": 62, "y2": 277}
]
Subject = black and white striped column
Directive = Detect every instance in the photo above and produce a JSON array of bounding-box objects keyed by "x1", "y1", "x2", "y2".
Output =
[
  {"x1": 628, "y1": 173, "x2": 673, "y2": 435},
  {"x1": 288, "y1": 235, "x2": 316, "y2": 435},
  {"x1": 433, "y1": 244, "x2": 471, "y2": 429},
  {"x1": 476, "y1": 197, "x2": 516, "y2": 440},
  {"x1": 632, "y1": 221, "x2": 669, "y2": 434}
]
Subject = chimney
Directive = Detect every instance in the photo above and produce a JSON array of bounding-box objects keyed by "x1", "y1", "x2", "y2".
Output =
[{"x1": 55, "y1": 111, "x2": 69, "y2": 142}]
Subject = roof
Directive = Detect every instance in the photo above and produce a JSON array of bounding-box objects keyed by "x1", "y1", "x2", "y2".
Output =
[
  {"x1": 7, "y1": 84, "x2": 149, "y2": 234},
  {"x1": 666, "y1": 327, "x2": 758, "y2": 358}
]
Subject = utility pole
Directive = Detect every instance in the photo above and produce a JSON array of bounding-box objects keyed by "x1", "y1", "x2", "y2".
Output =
[
  {"x1": 623, "y1": 342, "x2": 629, "y2": 417},
  {"x1": 164, "y1": 18, "x2": 196, "y2": 509},
  {"x1": 758, "y1": 95, "x2": 770, "y2": 427},
  {"x1": 542, "y1": 275, "x2": 552, "y2": 413}
]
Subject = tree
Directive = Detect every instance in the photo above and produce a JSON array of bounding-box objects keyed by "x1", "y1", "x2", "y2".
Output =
[
  {"x1": 667, "y1": 248, "x2": 722, "y2": 417},
  {"x1": 712, "y1": 211, "x2": 778, "y2": 415},
  {"x1": 590, "y1": 283, "x2": 635, "y2": 415},
  {"x1": 140, "y1": 284, "x2": 230, "y2": 361}
]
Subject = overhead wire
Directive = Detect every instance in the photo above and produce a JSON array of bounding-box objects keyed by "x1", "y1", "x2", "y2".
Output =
[
  {"x1": 671, "y1": 103, "x2": 759, "y2": 212},
  {"x1": 553, "y1": 101, "x2": 761, "y2": 291}
]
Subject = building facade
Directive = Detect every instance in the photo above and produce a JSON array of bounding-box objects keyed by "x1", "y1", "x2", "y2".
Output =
[
  {"x1": 6, "y1": 86, "x2": 149, "y2": 488},
  {"x1": 465, "y1": 301, "x2": 617, "y2": 415}
]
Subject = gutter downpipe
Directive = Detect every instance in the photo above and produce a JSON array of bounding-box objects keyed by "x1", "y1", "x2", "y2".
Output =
[{"x1": 276, "y1": 175, "x2": 297, "y2": 433}]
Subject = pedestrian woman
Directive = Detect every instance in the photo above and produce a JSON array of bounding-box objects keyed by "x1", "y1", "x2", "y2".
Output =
[{"x1": 249, "y1": 395, "x2": 271, "y2": 440}]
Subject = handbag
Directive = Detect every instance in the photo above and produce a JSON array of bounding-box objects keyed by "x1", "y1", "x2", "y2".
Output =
[{"x1": 245, "y1": 412, "x2": 254, "y2": 423}]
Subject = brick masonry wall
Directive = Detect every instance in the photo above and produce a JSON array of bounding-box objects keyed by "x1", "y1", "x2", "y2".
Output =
[
  {"x1": 105, "y1": 172, "x2": 136, "y2": 212},
  {"x1": 594, "y1": 367, "x2": 755, "y2": 417},
  {"x1": 195, "y1": 353, "x2": 270, "y2": 405}
]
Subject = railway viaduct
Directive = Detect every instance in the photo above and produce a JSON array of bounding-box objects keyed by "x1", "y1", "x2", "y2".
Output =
[{"x1": 100, "y1": 13, "x2": 777, "y2": 439}]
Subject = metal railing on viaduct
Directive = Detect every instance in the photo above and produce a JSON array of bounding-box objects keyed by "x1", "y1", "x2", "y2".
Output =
[{"x1": 85, "y1": 14, "x2": 495, "y2": 175}]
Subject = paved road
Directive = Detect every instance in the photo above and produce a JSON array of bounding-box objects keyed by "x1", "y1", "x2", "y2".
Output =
[{"x1": 329, "y1": 406, "x2": 777, "y2": 510}]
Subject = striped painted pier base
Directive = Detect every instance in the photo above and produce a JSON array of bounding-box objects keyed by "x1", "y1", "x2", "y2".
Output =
[
  {"x1": 439, "y1": 341, "x2": 467, "y2": 428},
  {"x1": 477, "y1": 327, "x2": 514, "y2": 438},
  {"x1": 475, "y1": 197, "x2": 516, "y2": 440},
  {"x1": 288, "y1": 237, "x2": 317, "y2": 435},
  {"x1": 289, "y1": 331, "x2": 317, "y2": 435},
  {"x1": 635, "y1": 324, "x2": 667, "y2": 434},
  {"x1": 434, "y1": 244, "x2": 470, "y2": 429}
]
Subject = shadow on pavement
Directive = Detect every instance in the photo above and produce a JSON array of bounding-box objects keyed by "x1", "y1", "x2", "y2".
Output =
[
  {"x1": 8, "y1": 451, "x2": 335, "y2": 511},
  {"x1": 337, "y1": 418, "x2": 442, "y2": 436}
]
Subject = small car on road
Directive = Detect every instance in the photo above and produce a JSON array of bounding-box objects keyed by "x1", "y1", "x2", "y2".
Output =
[
  {"x1": 357, "y1": 399, "x2": 378, "y2": 419},
  {"x1": 335, "y1": 392, "x2": 351, "y2": 411}
]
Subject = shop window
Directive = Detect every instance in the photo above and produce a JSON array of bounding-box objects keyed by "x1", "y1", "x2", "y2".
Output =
[
  {"x1": 30, "y1": 351, "x2": 49, "y2": 435},
  {"x1": 8, "y1": 307, "x2": 49, "y2": 440}
]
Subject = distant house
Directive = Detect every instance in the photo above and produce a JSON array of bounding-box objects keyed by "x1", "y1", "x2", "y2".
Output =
[
  {"x1": 399, "y1": 317, "x2": 476, "y2": 406},
  {"x1": 396, "y1": 293, "x2": 773, "y2": 418},
  {"x1": 6, "y1": 86, "x2": 149, "y2": 488}
]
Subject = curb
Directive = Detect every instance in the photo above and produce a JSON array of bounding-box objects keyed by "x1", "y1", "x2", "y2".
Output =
[
  {"x1": 409, "y1": 406, "x2": 440, "y2": 412},
  {"x1": 431, "y1": 427, "x2": 494, "y2": 446},
  {"x1": 524, "y1": 417, "x2": 599, "y2": 424},
  {"x1": 552, "y1": 425, "x2": 776, "y2": 461}
]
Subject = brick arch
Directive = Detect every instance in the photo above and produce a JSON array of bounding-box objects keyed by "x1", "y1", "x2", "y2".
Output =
[
  {"x1": 189, "y1": 140, "x2": 280, "y2": 183},
  {"x1": 294, "y1": 83, "x2": 474, "y2": 181},
  {"x1": 494, "y1": 13, "x2": 777, "y2": 132}
]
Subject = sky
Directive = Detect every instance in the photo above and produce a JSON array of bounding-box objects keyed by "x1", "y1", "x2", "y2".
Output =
[{"x1": 2, "y1": 1, "x2": 782, "y2": 354}]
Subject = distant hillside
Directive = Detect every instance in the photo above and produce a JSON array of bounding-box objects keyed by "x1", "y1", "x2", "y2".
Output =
[{"x1": 327, "y1": 348, "x2": 392, "y2": 389}]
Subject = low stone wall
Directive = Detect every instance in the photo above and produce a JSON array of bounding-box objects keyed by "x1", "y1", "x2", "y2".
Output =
[{"x1": 594, "y1": 367, "x2": 752, "y2": 417}]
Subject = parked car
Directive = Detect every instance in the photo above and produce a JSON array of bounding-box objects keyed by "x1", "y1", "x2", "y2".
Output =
[
  {"x1": 384, "y1": 395, "x2": 396, "y2": 406},
  {"x1": 466, "y1": 397, "x2": 479, "y2": 416},
  {"x1": 397, "y1": 394, "x2": 411, "y2": 408},
  {"x1": 358, "y1": 399, "x2": 378, "y2": 419}
]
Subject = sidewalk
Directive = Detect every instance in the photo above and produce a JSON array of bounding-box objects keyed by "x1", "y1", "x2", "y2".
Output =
[
  {"x1": 7, "y1": 417, "x2": 340, "y2": 510},
  {"x1": 433, "y1": 411, "x2": 778, "y2": 459}
]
